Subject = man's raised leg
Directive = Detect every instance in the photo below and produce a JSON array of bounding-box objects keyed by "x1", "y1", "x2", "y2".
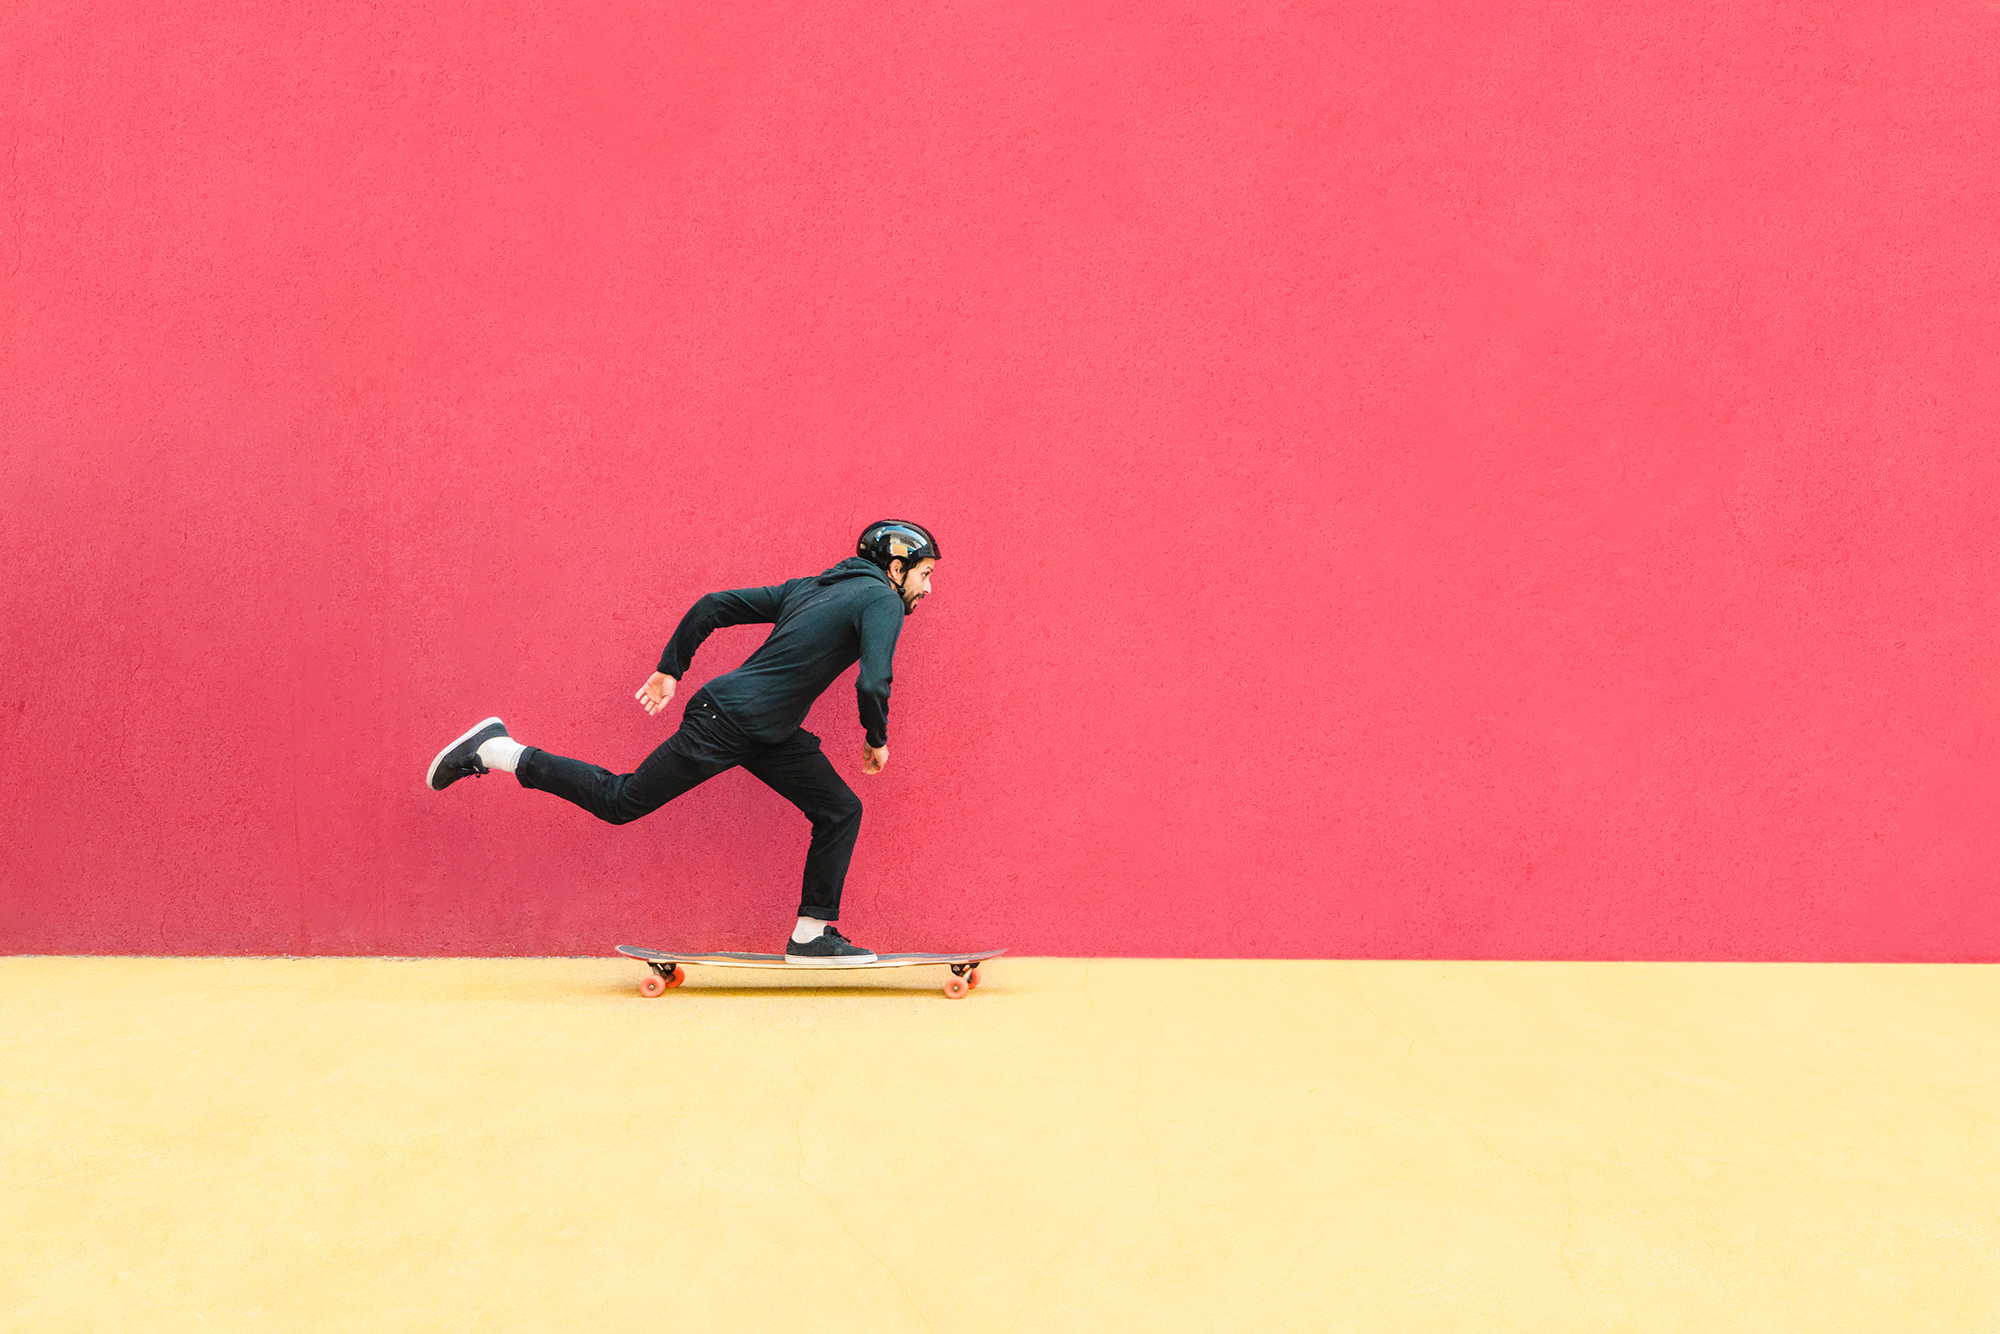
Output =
[
  {"x1": 516, "y1": 733, "x2": 730, "y2": 825},
  {"x1": 429, "y1": 708, "x2": 737, "y2": 823}
]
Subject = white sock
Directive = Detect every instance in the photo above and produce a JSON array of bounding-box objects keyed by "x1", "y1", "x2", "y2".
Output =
[
  {"x1": 791, "y1": 917, "x2": 830, "y2": 944},
  {"x1": 477, "y1": 737, "x2": 527, "y2": 774}
]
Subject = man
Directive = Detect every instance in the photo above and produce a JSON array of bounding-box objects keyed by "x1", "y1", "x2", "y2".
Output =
[{"x1": 425, "y1": 520, "x2": 940, "y2": 963}]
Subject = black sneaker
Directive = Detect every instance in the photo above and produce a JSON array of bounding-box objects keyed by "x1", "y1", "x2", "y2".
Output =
[
  {"x1": 426, "y1": 717, "x2": 508, "y2": 792},
  {"x1": 785, "y1": 925, "x2": 878, "y2": 964}
]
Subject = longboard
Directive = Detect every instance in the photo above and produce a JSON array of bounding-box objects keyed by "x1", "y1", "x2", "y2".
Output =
[{"x1": 617, "y1": 944, "x2": 1007, "y2": 999}]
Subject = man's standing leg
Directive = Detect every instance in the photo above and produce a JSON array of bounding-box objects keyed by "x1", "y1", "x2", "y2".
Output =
[{"x1": 741, "y1": 729, "x2": 872, "y2": 960}]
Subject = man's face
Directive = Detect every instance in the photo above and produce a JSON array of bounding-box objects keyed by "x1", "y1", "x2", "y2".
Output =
[{"x1": 893, "y1": 558, "x2": 936, "y2": 611}]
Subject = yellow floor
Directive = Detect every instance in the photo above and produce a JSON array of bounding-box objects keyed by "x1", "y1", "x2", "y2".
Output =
[{"x1": 2, "y1": 957, "x2": 1995, "y2": 1332}]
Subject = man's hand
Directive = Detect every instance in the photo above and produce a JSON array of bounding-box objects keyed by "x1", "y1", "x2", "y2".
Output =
[
  {"x1": 635, "y1": 672, "x2": 677, "y2": 716},
  {"x1": 863, "y1": 743, "x2": 888, "y2": 775}
]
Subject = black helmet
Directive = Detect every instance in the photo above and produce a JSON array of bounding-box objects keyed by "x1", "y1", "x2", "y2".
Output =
[{"x1": 857, "y1": 520, "x2": 940, "y2": 572}]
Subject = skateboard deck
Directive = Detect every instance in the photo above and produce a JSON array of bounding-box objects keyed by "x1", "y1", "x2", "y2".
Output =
[{"x1": 617, "y1": 944, "x2": 1006, "y2": 999}]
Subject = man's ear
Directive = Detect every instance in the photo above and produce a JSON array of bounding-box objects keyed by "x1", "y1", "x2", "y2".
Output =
[{"x1": 888, "y1": 559, "x2": 905, "y2": 582}]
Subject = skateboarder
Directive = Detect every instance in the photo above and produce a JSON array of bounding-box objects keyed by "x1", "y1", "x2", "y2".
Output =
[{"x1": 426, "y1": 520, "x2": 940, "y2": 965}]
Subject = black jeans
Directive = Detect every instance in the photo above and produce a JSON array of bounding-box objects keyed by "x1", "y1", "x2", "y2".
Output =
[{"x1": 515, "y1": 689, "x2": 863, "y2": 920}]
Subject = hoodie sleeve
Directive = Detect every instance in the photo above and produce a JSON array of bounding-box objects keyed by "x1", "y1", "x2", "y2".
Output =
[
  {"x1": 657, "y1": 584, "x2": 791, "y2": 678},
  {"x1": 855, "y1": 589, "x2": 904, "y2": 748}
]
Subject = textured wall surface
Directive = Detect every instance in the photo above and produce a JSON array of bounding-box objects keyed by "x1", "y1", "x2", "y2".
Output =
[{"x1": 5, "y1": 2, "x2": 1998, "y2": 958}]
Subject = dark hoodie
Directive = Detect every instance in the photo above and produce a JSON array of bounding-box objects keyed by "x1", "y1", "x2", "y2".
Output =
[{"x1": 657, "y1": 558, "x2": 907, "y2": 748}]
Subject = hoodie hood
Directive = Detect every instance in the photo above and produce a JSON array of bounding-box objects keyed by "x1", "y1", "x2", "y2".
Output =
[
  {"x1": 817, "y1": 556, "x2": 895, "y2": 587},
  {"x1": 817, "y1": 555, "x2": 919, "y2": 616}
]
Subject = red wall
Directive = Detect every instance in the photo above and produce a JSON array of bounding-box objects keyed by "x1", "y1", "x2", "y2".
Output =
[{"x1": 5, "y1": 2, "x2": 1999, "y2": 959}]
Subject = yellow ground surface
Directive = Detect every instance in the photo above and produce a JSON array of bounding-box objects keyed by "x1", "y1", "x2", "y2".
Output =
[{"x1": 1, "y1": 957, "x2": 1995, "y2": 1332}]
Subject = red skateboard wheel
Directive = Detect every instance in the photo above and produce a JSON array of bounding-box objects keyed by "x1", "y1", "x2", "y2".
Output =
[
  {"x1": 944, "y1": 975, "x2": 969, "y2": 999},
  {"x1": 639, "y1": 973, "x2": 667, "y2": 998}
]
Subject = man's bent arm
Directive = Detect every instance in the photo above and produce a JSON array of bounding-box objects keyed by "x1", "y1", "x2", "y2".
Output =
[
  {"x1": 855, "y1": 594, "x2": 903, "y2": 748},
  {"x1": 658, "y1": 584, "x2": 790, "y2": 678}
]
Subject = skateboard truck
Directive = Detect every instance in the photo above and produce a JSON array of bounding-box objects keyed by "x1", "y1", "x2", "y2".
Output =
[{"x1": 638, "y1": 961, "x2": 685, "y2": 997}]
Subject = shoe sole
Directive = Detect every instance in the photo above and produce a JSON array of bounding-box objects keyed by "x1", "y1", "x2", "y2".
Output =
[
  {"x1": 784, "y1": 953, "x2": 879, "y2": 965},
  {"x1": 426, "y1": 717, "x2": 505, "y2": 792}
]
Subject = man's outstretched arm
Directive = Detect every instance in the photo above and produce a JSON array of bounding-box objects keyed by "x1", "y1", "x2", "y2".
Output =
[
  {"x1": 657, "y1": 584, "x2": 790, "y2": 679},
  {"x1": 635, "y1": 583, "x2": 791, "y2": 716}
]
